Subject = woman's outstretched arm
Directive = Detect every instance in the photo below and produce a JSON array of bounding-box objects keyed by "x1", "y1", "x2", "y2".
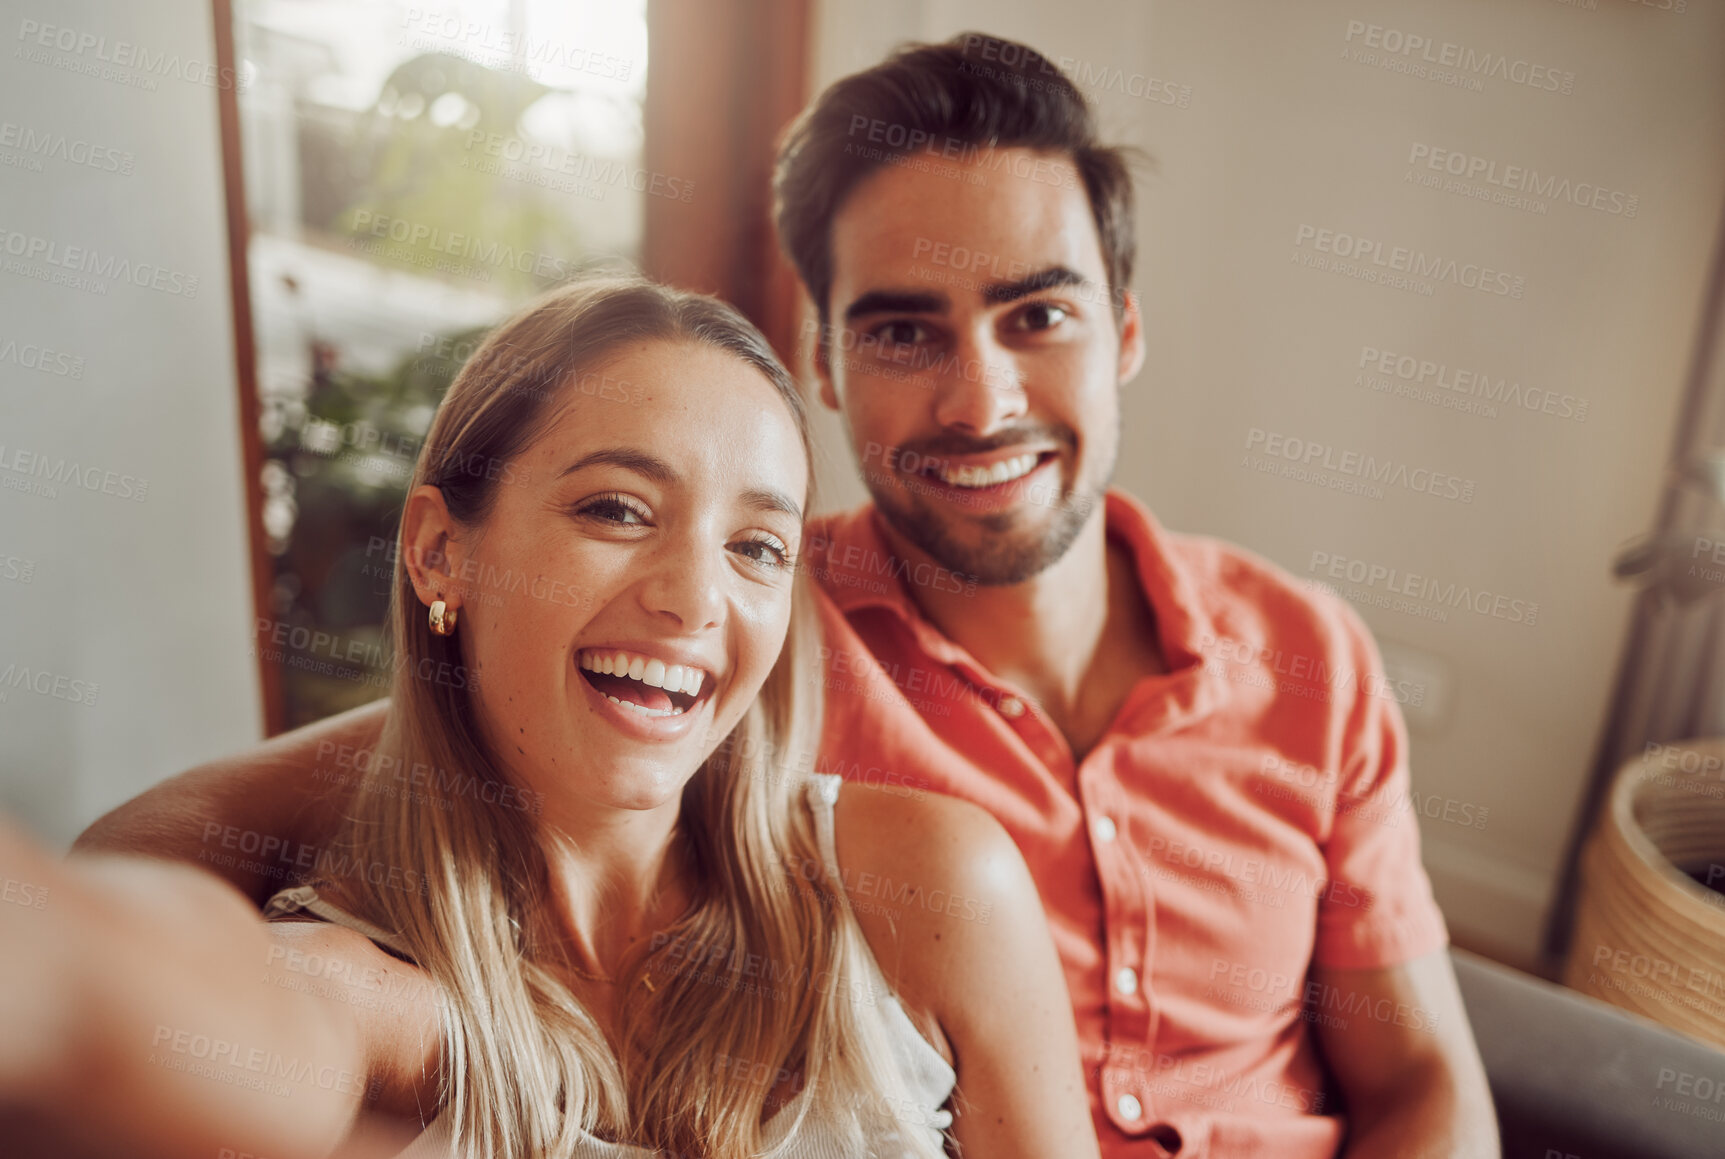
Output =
[
  {"x1": 834, "y1": 783, "x2": 1102, "y2": 1159},
  {"x1": 0, "y1": 814, "x2": 436, "y2": 1159}
]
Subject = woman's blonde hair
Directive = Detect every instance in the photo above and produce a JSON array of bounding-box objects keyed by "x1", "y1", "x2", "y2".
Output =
[{"x1": 335, "y1": 277, "x2": 943, "y2": 1157}]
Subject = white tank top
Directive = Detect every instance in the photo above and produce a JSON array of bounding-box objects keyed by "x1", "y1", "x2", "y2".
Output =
[{"x1": 263, "y1": 773, "x2": 956, "y2": 1157}]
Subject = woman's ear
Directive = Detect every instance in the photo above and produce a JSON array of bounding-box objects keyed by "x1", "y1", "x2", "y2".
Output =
[{"x1": 401, "y1": 484, "x2": 467, "y2": 613}]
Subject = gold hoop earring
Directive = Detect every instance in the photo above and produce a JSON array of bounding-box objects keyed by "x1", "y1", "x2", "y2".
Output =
[{"x1": 429, "y1": 599, "x2": 458, "y2": 636}]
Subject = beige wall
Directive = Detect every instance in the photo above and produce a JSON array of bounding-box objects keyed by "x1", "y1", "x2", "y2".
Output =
[
  {"x1": 0, "y1": 0, "x2": 263, "y2": 846},
  {"x1": 810, "y1": 0, "x2": 1725, "y2": 967}
]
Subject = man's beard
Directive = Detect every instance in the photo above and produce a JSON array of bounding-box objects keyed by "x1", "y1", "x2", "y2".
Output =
[{"x1": 866, "y1": 423, "x2": 1115, "y2": 587}]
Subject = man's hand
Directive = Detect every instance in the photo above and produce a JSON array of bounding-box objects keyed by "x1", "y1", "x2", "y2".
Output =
[
  {"x1": 72, "y1": 701, "x2": 389, "y2": 905},
  {"x1": 1314, "y1": 949, "x2": 1499, "y2": 1159}
]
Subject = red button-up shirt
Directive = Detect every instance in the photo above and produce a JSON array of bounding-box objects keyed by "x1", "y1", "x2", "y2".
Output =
[{"x1": 804, "y1": 491, "x2": 1449, "y2": 1158}]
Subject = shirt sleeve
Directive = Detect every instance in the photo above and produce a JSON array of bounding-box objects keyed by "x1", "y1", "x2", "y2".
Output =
[{"x1": 1312, "y1": 600, "x2": 1450, "y2": 970}]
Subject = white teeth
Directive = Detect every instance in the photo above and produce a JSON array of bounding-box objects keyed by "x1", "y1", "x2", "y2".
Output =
[
  {"x1": 938, "y1": 452, "x2": 1039, "y2": 489},
  {"x1": 605, "y1": 694, "x2": 680, "y2": 718},
  {"x1": 577, "y1": 649, "x2": 708, "y2": 702}
]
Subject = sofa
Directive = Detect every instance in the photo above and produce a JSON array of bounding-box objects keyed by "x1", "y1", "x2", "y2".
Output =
[{"x1": 1450, "y1": 948, "x2": 1725, "y2": 1159}]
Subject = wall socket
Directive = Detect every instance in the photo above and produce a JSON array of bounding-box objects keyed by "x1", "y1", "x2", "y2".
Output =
[{"x1": 1378, "y1": 637, "x2": 1452, "y2": 733}]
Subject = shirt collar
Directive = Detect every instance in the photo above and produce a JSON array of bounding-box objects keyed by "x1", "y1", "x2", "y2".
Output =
[
  {"x1": 808, "y1": 491, "x2": 1226, "y2": 730},
  {"x1": 805, "y1": 503, "x2": 912, "y2": 619},
  {"x1": 1102, "y1": 490, "x2": 1227, "y2": 733},
  {"x1": 1102, "y1": 489, "x2": 1220, "y2": 675}
]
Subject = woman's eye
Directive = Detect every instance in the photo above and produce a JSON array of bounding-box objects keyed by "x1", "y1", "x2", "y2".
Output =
[
  {"x1": 732, "y1": 536, "x2": 790, "y2": 568},
  {"x1": 577, "y1": 495, "x2": 648, "y2": 525},
  {"x1": 1014, "y1": 302, "x2": 1070, "y2": 331}
]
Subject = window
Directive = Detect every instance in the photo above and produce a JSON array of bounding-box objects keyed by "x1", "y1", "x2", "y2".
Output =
[{"x1": 230, "y1": 0, "x2": 649, "y2": 728}]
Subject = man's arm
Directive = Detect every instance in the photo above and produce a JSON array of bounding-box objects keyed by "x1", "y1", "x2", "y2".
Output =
[
  {"x1": 1314, "y1": 950, "x2": 1498, "y2": 1159},
  {"x1": 72, "y1": 700, "x2": 389, "y2": 905},
  {"x1": 1300, "y1": 593, "x2": 1495, "y2": 1156}
]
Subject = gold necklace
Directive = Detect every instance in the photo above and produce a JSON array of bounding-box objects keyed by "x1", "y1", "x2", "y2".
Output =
[
  {"x1": 564, "y1": 834, "x2": 694, "y2": 990},
  {"x1": 567, "y1": 960, "x2": 618, "y2": 985},
  {"x1": 567, "y1": 959, "x2": 657, "y2": 991}
]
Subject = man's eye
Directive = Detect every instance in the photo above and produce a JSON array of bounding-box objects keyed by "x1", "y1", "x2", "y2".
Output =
[
  {"x1": 874, "y1": 320, "x2": 928, "y2": 346},
  {"x1": 1014, "y1": 302, "x2": 1070, "y2": 331}
]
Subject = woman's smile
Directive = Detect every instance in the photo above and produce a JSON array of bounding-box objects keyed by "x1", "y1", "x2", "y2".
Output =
[{"x1": 574, "y1": 643, "x2": 719, "y2": 741}]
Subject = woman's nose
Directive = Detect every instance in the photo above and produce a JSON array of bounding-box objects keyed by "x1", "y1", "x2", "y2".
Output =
[{"x1": 638, "y1": 535, "x2": 725, "y2": 631}]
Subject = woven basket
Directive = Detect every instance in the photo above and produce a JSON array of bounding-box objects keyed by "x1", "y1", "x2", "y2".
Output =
[{"x1": 1563, "y1": 738, "x2": 1725, "y2": 1049}]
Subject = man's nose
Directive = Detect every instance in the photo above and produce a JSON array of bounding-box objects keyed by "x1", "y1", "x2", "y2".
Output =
[{"x1": 932, "y1": 327, "x2": 1027, "y2": 434}]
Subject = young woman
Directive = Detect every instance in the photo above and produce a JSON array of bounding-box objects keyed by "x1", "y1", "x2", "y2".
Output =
[{"x1": 0, "y1": 277, "x2": 1097, "y2": 1159}]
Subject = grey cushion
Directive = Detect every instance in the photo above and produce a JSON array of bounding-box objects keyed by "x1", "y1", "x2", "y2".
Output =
[{"x1": 1450, "y1": 947, "x2": 1725, "y2": 1159}]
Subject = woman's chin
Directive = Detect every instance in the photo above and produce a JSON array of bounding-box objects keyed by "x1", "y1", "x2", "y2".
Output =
[{"x1": 535, "y1": 754, "x2": 699, "y2": 818}]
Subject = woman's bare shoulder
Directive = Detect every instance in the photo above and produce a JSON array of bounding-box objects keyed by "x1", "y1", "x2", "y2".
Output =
[
  {"x1": 829, "y1": 780, "x2": 1022, "y2": 904},
  {"x1": 827, "y1": 782, "x2": 1046, "y2": 1044}
]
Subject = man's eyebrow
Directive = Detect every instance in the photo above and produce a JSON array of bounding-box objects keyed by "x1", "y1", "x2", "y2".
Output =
[
  {"x1": 742, "y1": 487, "x2": 804, "y2": 523},
  {"x1": 982, "y1": 265, "x2": 1092, "y2": 304},
  {"x1": 556, "y1": 447, "x2": 679, "y2": 483},
  {"x1": 842, "y1": 288, "x2": 948, "y2": 322}
]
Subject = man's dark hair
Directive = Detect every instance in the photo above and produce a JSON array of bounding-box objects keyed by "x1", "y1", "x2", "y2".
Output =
[{"x1": 773, "y1": 31, "x2": 1139, "y2": 327}]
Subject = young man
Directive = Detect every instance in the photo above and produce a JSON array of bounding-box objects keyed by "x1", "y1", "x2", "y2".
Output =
[{"x1": 79, "y1": 34, "x2": 1496, "y2": 1159}]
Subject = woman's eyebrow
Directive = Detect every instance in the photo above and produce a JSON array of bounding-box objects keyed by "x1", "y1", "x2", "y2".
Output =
[
  {"x1": 555, "y1": 449, "x2": 801, "y2": 520},
  {"x1": 556, "y1": 447, "x2": 679, "y2": 483},
  {"x1": 742, "y1": 487, "x2": 804, "y2": 522}
]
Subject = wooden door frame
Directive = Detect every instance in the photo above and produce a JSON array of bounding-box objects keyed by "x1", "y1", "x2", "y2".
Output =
[
  {"x1": 213, "y1": 0, "x2": 285, "y2": 736},
  {"x1": 642, "y1": 0, "x2": 812, "y2": 361}
]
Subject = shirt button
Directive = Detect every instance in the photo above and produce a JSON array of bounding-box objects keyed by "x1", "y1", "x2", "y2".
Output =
[
  {"x1": 1117, "y1": 1093, "x2": 1143, "y2": 1122},
  {"x1": 1094, "y1": 816, "x2": 1117, "y2": 843},
  {"x1": 1115, "y1": 966, "x2": 1139, "y2": 996},
  {"x1": 998, "y1": 696, "x2": 1026, "y2": 719}
]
